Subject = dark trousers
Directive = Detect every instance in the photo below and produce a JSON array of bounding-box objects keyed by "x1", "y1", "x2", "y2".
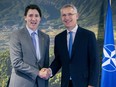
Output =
[{"x1": 68, "y1": 80, "x2": 73, "y2": 87}]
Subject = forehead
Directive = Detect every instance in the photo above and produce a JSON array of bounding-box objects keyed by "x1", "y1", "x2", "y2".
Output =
[
  {"x1": 61, "y1": 7, "x2": 76, "y2": 14},
  {"x1": 27, "y1": 9, "x2": 39, "y2": 14}
]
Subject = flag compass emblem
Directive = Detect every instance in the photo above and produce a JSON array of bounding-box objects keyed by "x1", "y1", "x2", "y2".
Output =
[{"x1": 102, "y1": 44, "x2": 116, "y2": 72}]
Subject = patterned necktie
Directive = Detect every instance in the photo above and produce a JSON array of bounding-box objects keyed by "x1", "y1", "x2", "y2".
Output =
[
  {"x1": 69, "y1": 31, "x2": 73, "y2": 58},
  {"x1": 31, "y1": 32, "x2": 36, "y2": 50}
]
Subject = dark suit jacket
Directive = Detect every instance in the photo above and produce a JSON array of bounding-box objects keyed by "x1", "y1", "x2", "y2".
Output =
[
  {"x1": 50, "y1": 26, "x2": 100, "y2": 87},
  {"x1": 9, "y1": 28, "x2": 49, "y2": 87}
]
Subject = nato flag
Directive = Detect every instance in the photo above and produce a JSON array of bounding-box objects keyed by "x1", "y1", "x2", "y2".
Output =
[{"x1": 101, "y1": 0, "x2": 116, "y2": 87}]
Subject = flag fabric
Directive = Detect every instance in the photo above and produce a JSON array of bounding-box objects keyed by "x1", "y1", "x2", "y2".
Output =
[{"x1": 101, "y1": 0, "x2": 116, "y2": 87}]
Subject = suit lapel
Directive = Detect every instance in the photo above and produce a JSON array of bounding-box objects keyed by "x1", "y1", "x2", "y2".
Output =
[
  {"x1": 62, "y1": 31, "x2": 70, "y2": 59},
  {"x1": 38, "y1": 30, "x2": 45, "y2": 66},
  {"x1": 71, "y1": 27, "x2": 82, "y2": 59},
  {"x1": 23, "y1": 28, "x2": 37, "y2": 58}
]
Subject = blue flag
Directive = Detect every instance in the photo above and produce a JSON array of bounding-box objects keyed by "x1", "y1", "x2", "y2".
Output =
[{"x1": 101, "y1": 0, "x2": 116, "y2": 87}]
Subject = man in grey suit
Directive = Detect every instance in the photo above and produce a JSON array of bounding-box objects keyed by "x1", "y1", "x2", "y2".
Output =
[{"x1": 9, "y1": 4, "x2": 49, "y2": 87}]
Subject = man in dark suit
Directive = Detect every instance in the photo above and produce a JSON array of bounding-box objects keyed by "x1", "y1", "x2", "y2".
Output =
[
  {"x1": 39, "y1": 4, "x2": 100, "y2": 87},
  {"x1": 9, "y1": 4, "x2": 49, "y2": 87}
]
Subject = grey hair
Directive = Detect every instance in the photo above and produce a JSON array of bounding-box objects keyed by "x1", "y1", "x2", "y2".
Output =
[{"x1": 60, "y1": 4, "x2": 78, "y2": 13}]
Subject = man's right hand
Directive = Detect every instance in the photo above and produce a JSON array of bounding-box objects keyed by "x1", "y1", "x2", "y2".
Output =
[{"x1": 38, "y1": 68, "x2": 51, "y2": 80}]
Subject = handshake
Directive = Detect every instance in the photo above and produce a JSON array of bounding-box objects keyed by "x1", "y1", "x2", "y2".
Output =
[{"x1": 38, "y1": 68, "x2": 52, "y2": 80}]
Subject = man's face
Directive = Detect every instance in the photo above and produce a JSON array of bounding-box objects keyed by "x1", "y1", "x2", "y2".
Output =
[
  {"x1": 24, "y1": 9, "x2": 41, "y2": 30},
  {"x1": 61, "y1": 7, "x2": 79, "y2": 30}
]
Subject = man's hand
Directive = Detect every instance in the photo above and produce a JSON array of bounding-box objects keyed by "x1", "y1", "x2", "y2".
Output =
[{"x1": 38, "y1": 68, "x2": 51, "y2": 80}]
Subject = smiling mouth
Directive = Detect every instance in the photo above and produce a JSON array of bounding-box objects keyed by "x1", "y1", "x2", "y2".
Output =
[
  {"x1": 64, "y1": 20, "x2": 72, "y2": 24},
  {"x1": 31, "y1": 21, "x2": 37, "y2": 25}
]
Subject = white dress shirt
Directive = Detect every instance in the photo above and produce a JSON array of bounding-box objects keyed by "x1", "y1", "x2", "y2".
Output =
[
  {"x1": 26, "y1": 25, "x2": 41, "y2": 60},
  {"x1": 67, "y1": 24, "x2": 78, "y2": 50}
]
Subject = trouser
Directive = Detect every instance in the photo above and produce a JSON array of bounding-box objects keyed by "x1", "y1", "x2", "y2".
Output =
[{"x1": 68, "y1": 80, "x2": 73, "y2": 87}]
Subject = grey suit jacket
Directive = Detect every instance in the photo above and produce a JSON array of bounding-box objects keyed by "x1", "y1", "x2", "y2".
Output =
[{"x1": 9, "y1": 28, "x2": 49, "y2": 87}]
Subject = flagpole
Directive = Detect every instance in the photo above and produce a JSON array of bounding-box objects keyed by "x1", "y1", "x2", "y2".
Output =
[{"x1": 110, "y1": 0, "x2": 111, "y2": 5}]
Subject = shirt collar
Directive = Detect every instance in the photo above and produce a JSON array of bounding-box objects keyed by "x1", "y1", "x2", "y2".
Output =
[
  {"x1": 67, "y1": 24, "x2": 78, "y2": 33},
  {"x1": 26, "y1": 25, "x2": 38, "y2": 36}
]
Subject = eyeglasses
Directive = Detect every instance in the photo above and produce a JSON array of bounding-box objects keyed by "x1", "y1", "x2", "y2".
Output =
[{"x1": 61, "y1": 13, "x2": 77, "y2": 17}]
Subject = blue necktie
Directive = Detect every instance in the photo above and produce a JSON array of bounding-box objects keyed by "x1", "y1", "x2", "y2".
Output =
[
  {"x1": 31, "y1": 32, "x2": 36, "y2": 50},
  {"x1": 69, "y1": 31, "x2": 73, "y2": 58},
  {"x1": 31, "y1": 32, "x2": 40, "y2": 61}
]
